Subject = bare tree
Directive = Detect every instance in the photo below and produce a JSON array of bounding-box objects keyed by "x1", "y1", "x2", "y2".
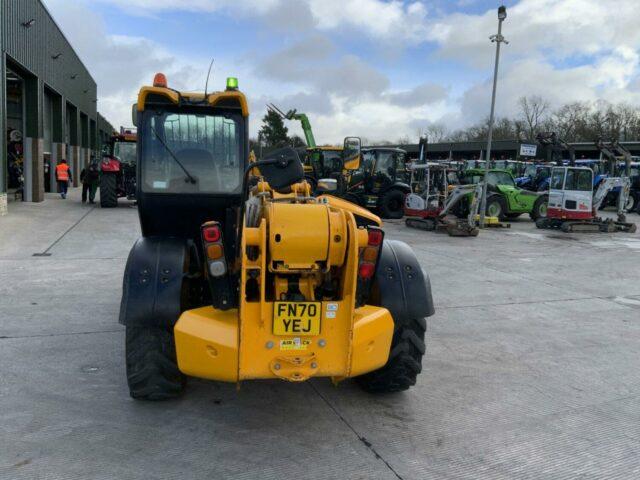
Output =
[
  {"x1": 551, "y1": 101, "x2": 590, "y2": 142},
  {"x1": 518, "y1": 96, "x2": 550, "y2": 141},
  {"x1": 425, "y1": 123, "x2": 448, "y2": 143}
]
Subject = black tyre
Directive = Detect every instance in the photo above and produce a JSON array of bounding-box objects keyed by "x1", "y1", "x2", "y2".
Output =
[
  {"x1": 485, "y1": 195, "x2": 507, "y2": 221},
  {"x1": 356, "y1": 317, "x2": 426, "y2": 393},
  {"x1": 378, "y1": 189, "x2": 405, "y2": 219},
  {"x1": 126, "y1": 325, "x2": 185, "y2": 401},
  {"x1": 100, "y1": 173, "x2": 118, "y2": 208},
  {"x1": 531, "y1": 194, "x2": 548, "y2": 221}
]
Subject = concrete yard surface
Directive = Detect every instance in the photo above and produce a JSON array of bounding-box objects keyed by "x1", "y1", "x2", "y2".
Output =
[{"x1": 1, "y1": 188, "x2": 640, "y2": 480}]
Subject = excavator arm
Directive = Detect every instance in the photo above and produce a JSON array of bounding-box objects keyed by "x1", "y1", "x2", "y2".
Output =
[
  {"x1": 593, "y1": 176, "x2": 631, "y2": 218},
  {"x1": 267, "y1": 103, "x2": 316, "y2": 148}
]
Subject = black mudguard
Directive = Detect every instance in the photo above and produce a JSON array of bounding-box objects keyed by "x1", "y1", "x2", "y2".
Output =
[
  {"x1": 372, "y1": 240, "x2": 435, "y2": 320},
  {"x1": 384, "y1": 182, "x2": 412, "y2": 195},
  {"x1": 119, "y1": 237, "x2": 190, "y2": 328}
]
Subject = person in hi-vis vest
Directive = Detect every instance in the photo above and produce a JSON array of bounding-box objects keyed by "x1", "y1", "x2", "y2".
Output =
[{"x1": 55, "y1": 159, "x2": 73, "y2": 199}]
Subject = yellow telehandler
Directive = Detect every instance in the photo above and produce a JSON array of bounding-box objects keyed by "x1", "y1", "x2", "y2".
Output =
[{"x1": 120, "y1": 74, "x2": 434, "y2": 399}]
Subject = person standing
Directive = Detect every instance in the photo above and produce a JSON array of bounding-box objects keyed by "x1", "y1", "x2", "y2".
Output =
[
  {"x1": 55, "y1": 159, "x2": 72, "y2": 199},
  {"x1": 81, "y1": 159, "x2": 100, "y2": 204}
]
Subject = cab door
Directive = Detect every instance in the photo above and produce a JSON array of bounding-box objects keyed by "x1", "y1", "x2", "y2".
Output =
[
  {"x1": 561, "y1": 168, "x2": 593, "y2": 218},
  {"x1": 548, "y1": 167, "x2": 593, "y2": 219},
  {"x1": 548, "y1": 167, "x2": 566, "y2": 218}
]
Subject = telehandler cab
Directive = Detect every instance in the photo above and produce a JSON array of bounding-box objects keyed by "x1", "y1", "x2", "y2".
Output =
[{"x1": 120, "y1": 74, "x2": 434, "y2": 399}]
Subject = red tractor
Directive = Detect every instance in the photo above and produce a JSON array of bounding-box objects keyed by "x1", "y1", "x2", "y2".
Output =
[{"x1": 100, "y1": 127, "x2": 137, "y2": 208}]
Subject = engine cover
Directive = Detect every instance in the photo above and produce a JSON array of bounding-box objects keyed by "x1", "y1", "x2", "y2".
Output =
[{"x1": 266, "y1": 203, "x2": 346, "y2": 272}]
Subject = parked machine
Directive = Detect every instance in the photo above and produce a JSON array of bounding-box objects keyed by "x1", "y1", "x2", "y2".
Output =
[
  {"x1": 515, "y1": 163, "x2": 553, "y2": 191},
  {"x1": 345, "y1": 147, "x2": 411, "y2": 218},
  {"x1": 404, "y1": 137, "x2": 479, "y2": 236},
  {"x1": 458, "y1": 168, "x2": 547, "y2": 221},
  {"x1": 405, "y1": 172, "x2": 481, "y2": 236},
  {"x1": 100, "y1": 127, "x2": 137, "y2": 208},
  {"x1": 536, "y1": 165, "x2": 636, "y2": 233},
  {"x1": 119, "y1": 74, "x2": 435, "y2": 400},
  {"x1": 266, "y1": 104, "x2": 410, "y2": 218},
  {"x1": 596, "y1": 140, "x2": 639, "y2": 212}
]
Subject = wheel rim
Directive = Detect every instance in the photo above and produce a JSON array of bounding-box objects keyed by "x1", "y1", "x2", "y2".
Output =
[
  {"x1": 625, "y1": 196, "x2": 635, "y2": 211},
  {"x1": 487, "y1": 201, "x2": 501, "y2": 217},
  {"x1": 538, "y1": 202, "x2": 548, "y2": 218}
]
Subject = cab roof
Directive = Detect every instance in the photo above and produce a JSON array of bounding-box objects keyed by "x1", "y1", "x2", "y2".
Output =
[{"x1": 137, "y1": 85, "x2": 249, "y2": 117}]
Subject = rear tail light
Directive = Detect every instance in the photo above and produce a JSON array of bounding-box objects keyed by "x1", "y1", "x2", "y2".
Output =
[
  {"x1": 362, "y1": 247, "x2": 378, "y2": 263},
  {"x1": 367, "y1": 229, "x2": 383, "y2": 246},
  {"x1": 358, "y1": 262, "x2": 376, "y2": 279},
  {"x1": 208, "y1": 260, "x2": 226, "y2": 277},
  {"x1": 201, "y1": 221, "x2": 234, "y2": 310},
  {"x1": 201, "y1": 221, "x2": 226, "y2": 278},
  {"x1": 356, "y1": 226, "x2": 384, "y2": 306},
  {"x1": 206, "y1": 244, "x2": 223, "y2": 259},
  {"x1": 203, "y1": 225, "x2": 221, "y2": 243}
]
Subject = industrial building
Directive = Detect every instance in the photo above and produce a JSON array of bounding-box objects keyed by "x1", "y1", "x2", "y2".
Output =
[
  {"x1": 1, "y1": 0, "x2": 114, "y2": 213},
  {"x1": 384, "y1": 140, "x2": 640, "y2": 161}
]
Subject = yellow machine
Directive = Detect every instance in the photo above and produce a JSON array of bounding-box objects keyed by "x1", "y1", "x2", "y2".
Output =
[{"x1": 120, "y1": 74, "x2": 434, "y2": 399}]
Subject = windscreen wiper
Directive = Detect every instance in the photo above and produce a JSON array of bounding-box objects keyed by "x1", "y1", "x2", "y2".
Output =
[{"x1": 150, "y1": 125, "x2": 197, "y2": 184}]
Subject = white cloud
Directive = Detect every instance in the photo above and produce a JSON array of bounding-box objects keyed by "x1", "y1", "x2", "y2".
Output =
[
  {"x1": 429, "y1": 0, "x2": 640, "y2": 64},
  {"x1": 307, "y1": 0, "x2": 429, "y2": 44},
  {"x1": 43, "y1": 0, "x2": 640, "y2": 143},
  {"x1": 96, "y1": 0, "x2": 430, "y2": 45}
]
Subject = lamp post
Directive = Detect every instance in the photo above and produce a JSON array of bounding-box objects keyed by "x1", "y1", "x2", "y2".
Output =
[{"x1": 479, "y1": 5, "x2": 509, "y2": 228}]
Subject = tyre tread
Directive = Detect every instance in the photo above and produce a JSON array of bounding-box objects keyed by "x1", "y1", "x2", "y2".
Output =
[
  {"x1": 126, "y1": 326, "x2": 185, "y2": 401},
  {"x1": 356, "y1": 316, "x2": 426, "y2": 393},
  {"x1": 100, "y1": 173, "x2": 118, "y2": 208}
]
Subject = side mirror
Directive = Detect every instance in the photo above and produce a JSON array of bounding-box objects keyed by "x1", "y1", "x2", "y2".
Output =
[
  {"x1": 342, "y1": 136, "x2": 361, "y2": 171},
  {"x1": 251, "y1": 147, "x2": 304, "y2": 190},
  {"x1": 131, "y1": 104, "x2": 138, "y2": 127},
  {"x1": 316, "y1": 178, "x2": 338, "y2": 193}
]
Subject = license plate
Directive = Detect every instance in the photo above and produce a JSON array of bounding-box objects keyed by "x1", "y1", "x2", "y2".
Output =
[{"x1": 273, "y1": 302, "x2": 321, "y2": 336}]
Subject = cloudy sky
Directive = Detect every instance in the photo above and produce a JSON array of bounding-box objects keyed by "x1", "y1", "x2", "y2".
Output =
[{"x1": 44, "y1": 0, "x2": 640, "y2": 144}]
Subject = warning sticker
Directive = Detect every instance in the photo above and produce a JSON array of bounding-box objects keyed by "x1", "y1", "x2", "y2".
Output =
[
  {"x1": 280, "y1": 338, "x2": 311, "y2": 351},
  {"x1": 326, "y1": 303, "x2": 338, "y2": 311},
  {"x1": 326, "y1": 311, "x2": 336, "y2": 319}
]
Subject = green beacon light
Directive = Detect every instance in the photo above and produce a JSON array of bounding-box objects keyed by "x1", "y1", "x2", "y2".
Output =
[{"x1": 226, "y1": 77, "x2": 239, "y2": 91}]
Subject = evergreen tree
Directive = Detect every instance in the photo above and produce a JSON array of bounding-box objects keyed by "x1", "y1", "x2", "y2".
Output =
[
  {"x1": 289, "y1": 134, "x2": 307, "y2": 148},
  {"x1": 259, "y1": 110, "x2": 289, "y2": 147}
]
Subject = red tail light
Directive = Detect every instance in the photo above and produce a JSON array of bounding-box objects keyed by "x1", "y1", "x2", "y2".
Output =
[
  {"x1": 358, "y1": 263, "x2": 376, "y2": 279},
  {"x1": 368, "y1": 229, "x2": 383, "y2": 246},
  {"x1": 357, "y1": 227, "x2": 384, "y2": 279},
  {"x1": 201, "y1": 222, "x2": 226, "y2": 278},
  {"x1": 355, "y1": 226, "x2": 384, "y2": 306},
  {"x1": 203, "y1": 225, "x2": 221, "y2": 243}
]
